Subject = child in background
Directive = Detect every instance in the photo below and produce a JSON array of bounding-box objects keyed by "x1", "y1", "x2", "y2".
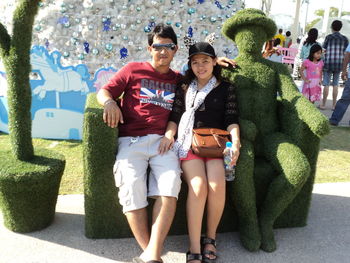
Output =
[
  {"x1": 284, "y1": 31, "x2": 292, "y2": 48},
  {"x1": 299, "y1": 44, "x2": 324, "y2": 103}
]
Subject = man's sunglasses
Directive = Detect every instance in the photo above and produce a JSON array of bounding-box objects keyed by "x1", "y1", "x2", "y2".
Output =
[{"x1": 151, "y1": 43, "x2": 176, "y2": 51}]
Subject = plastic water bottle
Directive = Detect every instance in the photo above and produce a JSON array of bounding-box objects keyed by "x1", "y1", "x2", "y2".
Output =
[{"x1": 223, "y1": 142, "x2": 235, "y2": 181}]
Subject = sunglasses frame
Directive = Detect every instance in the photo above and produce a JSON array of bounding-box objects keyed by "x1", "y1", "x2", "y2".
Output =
[{"x1": 151, "y1": 43, "x2": 176, "y2": 51}]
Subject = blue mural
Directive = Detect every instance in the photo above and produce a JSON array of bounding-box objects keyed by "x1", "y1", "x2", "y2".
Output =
[{"x1": 0, "y1": 46, "x2": 117, "y2": 140}]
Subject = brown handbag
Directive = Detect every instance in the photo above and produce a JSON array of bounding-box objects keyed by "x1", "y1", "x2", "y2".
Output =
[{"x1": 191, "y1": 128, "x2": 231, "y2": 158}]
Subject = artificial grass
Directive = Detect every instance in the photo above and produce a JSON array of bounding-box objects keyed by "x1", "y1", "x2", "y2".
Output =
[
  {"x1": 0, "y1": 148, "x2": 65, "y2": 232},
  {"x1": 0, "y1": 0, "x2": 41, "y2": 160},
  {"x1": 221, "y1": 8, "x2": 329, "y2": 251},
  {"x1": 0, "y1": 133, "x2": 82, "y2": 195}
]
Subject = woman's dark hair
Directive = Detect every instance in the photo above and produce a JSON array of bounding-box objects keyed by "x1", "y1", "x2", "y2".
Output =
[
  {"x1": 303, "y1": 28, "x2": 318, "y2": 46},
  {"x1": 179, "y1": 56, "x2": 222, "y2": 88},
  {"x1": 286, "y1": 31, "x2": 291, "y2": 37},
  {"x1": 147, "y1": 23, "x2": 177, "y2": 46},
  {"x1": 307, "y1": 44, "x2": 322, "y2": 61}
]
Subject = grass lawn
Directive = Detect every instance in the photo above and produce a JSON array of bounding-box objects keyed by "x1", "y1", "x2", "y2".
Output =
[
  {"x1": 0, "y1": 126, "x2": 349, "y2": 194},
  {"x1": 0, "y1": 133, "x2": 83, "y2": 195},
  {"x1": 316, "y1": 126, "x2": 350, "y2": 183}
]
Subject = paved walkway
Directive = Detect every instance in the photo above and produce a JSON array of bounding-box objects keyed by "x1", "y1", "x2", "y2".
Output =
[{"x1": 1, "y1": 183, "x2": 350, "y2": 263}]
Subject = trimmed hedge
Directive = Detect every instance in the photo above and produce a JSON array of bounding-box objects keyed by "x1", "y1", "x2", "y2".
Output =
[
  {"x1": 82, "y1": 91, "x2": 327, "y2": 240},
  {"x1": 0, "y1": 0, "x2": 41, "y2": 161},
  {"x1": 220, "y1": 8, "x2": 329, "y2": 252},
  {"x1": 0, "y1": 149, "x2": 65, "y2": 232}
]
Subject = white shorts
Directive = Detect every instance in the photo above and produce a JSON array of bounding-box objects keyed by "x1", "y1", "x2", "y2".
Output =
[{"x1": 113, "y1": 134, "x2": 182, "y2": 213}]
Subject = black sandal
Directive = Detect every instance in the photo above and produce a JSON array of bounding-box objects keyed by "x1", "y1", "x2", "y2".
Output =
[
  {"x1": 200, "y1": 237, "x2": 217, "y2": 263},
  {"x1": 186, "y1": 251, "x2": 202, "y2": 262}
]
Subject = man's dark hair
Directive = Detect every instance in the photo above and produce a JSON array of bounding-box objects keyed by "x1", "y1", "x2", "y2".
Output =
[
  {"x1": 278, "y1": 28, "x2": 283, "y2": 34},
  {"x1": 148, "y1": 23, "x2": 177, "y2": 46},
  {"x1": 286, "y1": 31, "x2": 291, "y2": 37},
  {"x1": 331, "y1": 20, "x2": 343, "y2": 31}
]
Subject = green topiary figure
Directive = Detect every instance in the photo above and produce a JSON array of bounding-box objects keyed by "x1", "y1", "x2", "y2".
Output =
[
  {"x1": 0, "y1": 0, "x2": 65, "y2": 232},
  {"x1": 0, "y1": 0, "x2": 38, "y2": 160},
  {"x1": 221, "y1": 9, "x2": 329, "y2": 252}
]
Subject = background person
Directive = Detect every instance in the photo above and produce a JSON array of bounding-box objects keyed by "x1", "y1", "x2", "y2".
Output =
[
  {"x1": 299, "y1": 44, "x2": 324, "y2": 103},
  {"x1": 320, "y1": 20, "x2": 349, "y2": 110},
  {"x1": 274, "y1": 28, "x2": 285, "y2": 47},
  {"x1": 329, "y1": 43, "x2": 350, "y2": 126},
  {"x1": 284, "y1": 31, "x2": 292, "y2": 48}
]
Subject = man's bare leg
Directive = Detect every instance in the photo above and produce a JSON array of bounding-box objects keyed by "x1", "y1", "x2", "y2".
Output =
[
  {"x1": 332, "y1": 85, "x2": 338, "y2": 110},
  {"x1": 126, "y1": 208, "x2": 150, "y2": 250},
  {"x1": 140, "y1": 196, "x2": 177, "y2": 262}
]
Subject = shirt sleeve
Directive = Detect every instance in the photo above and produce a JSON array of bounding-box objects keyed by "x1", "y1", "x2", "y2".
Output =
[
  {"x1": 168, "y1": 85, "x2": 185, "y2": 125},
  {"x1": 344, "y1": 38, "x2": 349, "y2": 52},
  {"x1": 300, "y1": 45, "x2": 306, "y2": 60},
  {"x1": 302, "y1": 59, "x2": 308, "y2": 68},
  {"x1": 322, "y1": 36, "x2": 329, "y2": 49},
  {"x1": 101, "y1": 63, "x2": 132, "y2": 100},
  {"x1": 224, "y1": 83, "x2": 239, "y2": 128}
]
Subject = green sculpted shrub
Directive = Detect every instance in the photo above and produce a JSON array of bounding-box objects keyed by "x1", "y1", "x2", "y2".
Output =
[
  {"x1": 221, "y1": 8, "x2": 329, "y2": 252},
  {"x1": 0, "y1": 0, "x2": 65, "y2": 233}
]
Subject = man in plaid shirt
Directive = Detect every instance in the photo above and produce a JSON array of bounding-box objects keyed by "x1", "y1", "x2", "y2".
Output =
[{"x1": 320, "y1": 20, "x2": 349, "y2": 110}]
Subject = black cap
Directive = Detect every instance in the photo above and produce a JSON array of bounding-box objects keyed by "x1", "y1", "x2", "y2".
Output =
[{"x1": 188, "y1": 42, "x2": 216, "y2": 59}]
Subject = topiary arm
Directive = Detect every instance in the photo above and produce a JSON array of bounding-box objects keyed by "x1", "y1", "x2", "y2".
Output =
[
  {"x1": 239, "y1": 118, "x2": 257, "y2": 141},
  {"x1": 0, "y1": 23, "x2": 11, "y2": 57},
  {"x1": 276, "y1": 66, "x2": 329, "y2": 137},
  {"x1": 12, "y1": 0, "x2": 40, "y2": 52}
]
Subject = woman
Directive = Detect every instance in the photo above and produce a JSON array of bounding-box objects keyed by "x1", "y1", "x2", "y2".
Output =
[
  {"x1": 159, "y1": 42, "x2": 240, "y2": 263},
  {"x1": 300, "y1": 28, "x2": 320, "y2": 60}
]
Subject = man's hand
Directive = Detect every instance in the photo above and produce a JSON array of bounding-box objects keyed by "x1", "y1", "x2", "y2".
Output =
[
  {"x1": 158, "y1": 135, "x2": 174, "y2": 155},
  {"x1": 217, "y1": 56, "x2": 237, "y2": 68},
  {"x1": 103, "y1": 100, "x2": 124, "y2": 128},
  {"x1": 341, "y1": 71, "x2": 348, "y2": 81}
]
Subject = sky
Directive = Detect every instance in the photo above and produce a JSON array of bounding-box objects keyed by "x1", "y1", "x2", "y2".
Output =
[{"x1": 245, "y1": 0, "x2": 350, "y2": 23}]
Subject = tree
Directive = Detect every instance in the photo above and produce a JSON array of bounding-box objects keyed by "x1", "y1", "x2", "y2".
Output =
[
  {"x1": 306, "y1": 7, "x2": 350, "y2": 32},
  {"x1": 0, "y1": 0, "x2": 40, "y2": 160}
]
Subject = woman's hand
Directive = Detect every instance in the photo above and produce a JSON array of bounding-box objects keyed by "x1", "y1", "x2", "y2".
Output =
[
  {"x1": 158, "y1": 135, "x2": 174, "y2": 155},
  {"x1": 230, "y1": 142, "x2": 240, "y2": 166}
]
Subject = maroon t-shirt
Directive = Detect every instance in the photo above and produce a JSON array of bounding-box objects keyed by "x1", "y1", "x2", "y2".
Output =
[{"x1": 102, "y1": 62, "x2": 181, "y2": 137}]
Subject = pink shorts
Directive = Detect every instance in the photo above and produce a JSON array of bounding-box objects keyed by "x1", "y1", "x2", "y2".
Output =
[{"x1": 180, "y1": 150, "x2": 222, "y2": 162}]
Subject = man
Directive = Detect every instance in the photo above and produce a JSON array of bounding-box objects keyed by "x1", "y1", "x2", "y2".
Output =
[
  {"x1": 329, "y1": 43, "x2": 350, "y2": 126},
  {"x1": 274, "y1": 28, "x2": 285, "y2": 47},
  {"x1": 320, "y1": 20, "x2": 349, "y2": 110},
  {"x1": 97, "y1": 24, "x2": 234, "y2": 263}
]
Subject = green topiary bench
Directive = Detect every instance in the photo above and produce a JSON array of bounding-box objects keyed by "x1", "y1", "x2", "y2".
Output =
[{"x1": 82, "y1": 92, "x2": 323, "y2": 241}]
